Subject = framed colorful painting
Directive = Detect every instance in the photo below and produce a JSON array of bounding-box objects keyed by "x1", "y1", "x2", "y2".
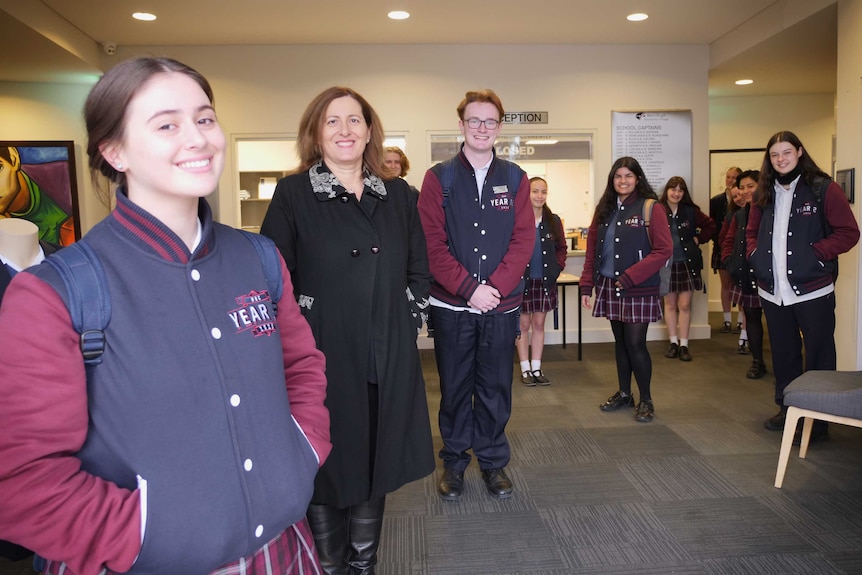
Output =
[{"x1": 0, "y1": 140, "x2": 80, "y2": 246}]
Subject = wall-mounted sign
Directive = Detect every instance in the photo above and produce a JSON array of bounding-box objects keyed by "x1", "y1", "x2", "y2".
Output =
[
  {"x1": 502, "y1": 112, "x2": 548, "y2": 125},
  {"x1": 611, "y1": 110, "x2": 692, "y2": 192}
]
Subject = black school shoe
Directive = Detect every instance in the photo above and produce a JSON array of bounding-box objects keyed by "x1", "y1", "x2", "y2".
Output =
[
  {"x1": 481, "y1": 468, "x2": 513, "y2": 499},
  {"x1": 635, "y1": 399, "x2": 655, "y2": 422},
  {"x1": 678, "y1": 346, "x2": 692, "y2": 362},
  {"x1": 747, "y1": 360, "x2": 767, "y2": 379},
  {"x1": 600, "y1": 391, "x2": 635, "y2": 411},
  {"x1": 665, "y1": 342, "x2": 679, "y2": 358}
]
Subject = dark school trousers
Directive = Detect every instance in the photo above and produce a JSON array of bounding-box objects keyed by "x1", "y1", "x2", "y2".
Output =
[
  {"x1": 761, "y1": 292, "x2": 836, "y2": 406},
  {"x1": 431, "y1": 306, "x2": 518, "y2": 471}
]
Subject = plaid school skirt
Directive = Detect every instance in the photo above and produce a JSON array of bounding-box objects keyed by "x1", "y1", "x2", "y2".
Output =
[
  {"x1": 730, "y1": 284, "x2": 761, "y2": 308},
  {"x1": 522, "y1": 277, "x2": 558, "y2": 313},
  {"x1": 592, "y1": 275, "x2": 663, "y2": 323},
  {"x1": 668, "y1": 261, "x2": 703, "y2": 293}
]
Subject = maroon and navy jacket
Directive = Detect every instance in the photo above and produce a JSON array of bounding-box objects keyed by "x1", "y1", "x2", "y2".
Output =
[
  {"x1": 663, "y1": 202, "x2": 715, "y2": 280},
  {"x1": 581, "y1": 194, "x2": 672, "y2": 297},
  {"x1": 746, "y1": 178, "x2": 859, "y2": 296},
  {"x1": 0, "y1": 191, "x2": 331, "y2": 575},
  {"x1": 418, "y1": 148, "x2": 534, "y2": 313}
]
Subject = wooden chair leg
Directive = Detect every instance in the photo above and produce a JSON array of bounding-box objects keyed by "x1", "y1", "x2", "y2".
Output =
[
  {"x1": 774, "y1": 407, "x2": 801, "y2": 488},
  {"x1": 798, "y1": 416, "x2": 814, "y2": 458}
]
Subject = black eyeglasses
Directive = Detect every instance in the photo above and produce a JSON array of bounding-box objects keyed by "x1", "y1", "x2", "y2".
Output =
[{"x1": 464, "y1": 118, "x2": 500, "y2": 130}]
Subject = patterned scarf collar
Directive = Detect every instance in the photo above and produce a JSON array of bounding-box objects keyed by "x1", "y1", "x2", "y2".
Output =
[{"x1": 308, "y1": 161, "x2": 387, "y2": 201}]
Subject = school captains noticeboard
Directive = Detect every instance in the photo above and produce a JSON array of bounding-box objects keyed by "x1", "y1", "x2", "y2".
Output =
[{"x1": 611, "y1": 111, "x2": 692, "y2": 192}]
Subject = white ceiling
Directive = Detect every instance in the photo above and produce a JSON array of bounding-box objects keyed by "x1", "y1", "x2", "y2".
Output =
[{"x1": 0, "y1": 0, "x2": 837, "y2": 97}]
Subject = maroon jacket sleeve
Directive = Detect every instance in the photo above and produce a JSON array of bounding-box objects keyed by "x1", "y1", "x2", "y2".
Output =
[
  {"x1": 745, "y1": 205, "x2": 764, "y2": 259},
  {"x1": 695, "y1": 208, "x2": 716, "y2": 245},
  {"x1": 0, "y1": 273, "x2": 141, "y2": 575},
  {"x1": 417, "y1": 169, "x2": 476, "y2": 300},
  {"x1": 488, "y1": 173, "x2": 535, "y2": 296},
  {"x1": 813, "y1": 181, "x2": 860, "y2": 260},
  {"x1": 619, "y1": 201, "x2": 673, "y2": 289},
  {"x1": 579, "y1": 213, "x2": 600, "y2": 296},
  {"x1": 276, "y1": 257, "x2": 331, "y2": 466},
  {"x1": 719, "y1": 214, "x2": 737, "y2": 262}
]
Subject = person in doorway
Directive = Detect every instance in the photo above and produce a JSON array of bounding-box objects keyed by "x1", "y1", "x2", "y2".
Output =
[
  {"x1": 710, "y1": 166, "x2": 742, "y2": 333},
  {"x1": 581, "y1": 157, "x2": 672, "y2": 423},
  {"x1": 659, "y1": 176, "x2": 715, "y2": 362},
  {"x1": 417, "y1": 89, "x2": 533, "y2": 501},
  {"x1": 747, "y1": 130, "x2": 859, "y2": 441},
  {"x1": 383, "y1": 146, "x2": 420, "y2": 195},
  {"x1": 721, "y1": 170, "x2": 767, "y2": 378},
  {"x1": 0, "y1": 57, "x2": 331, "y2": 575},
  {"x1": 260, "y1": 86, "x2": 434, "y2": 575},
  {"x1": 516, "y1": 176, "x2": 567, "y2": 385}
]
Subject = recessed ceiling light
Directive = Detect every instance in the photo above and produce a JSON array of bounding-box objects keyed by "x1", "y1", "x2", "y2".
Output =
[
  {"x1": 626, "y1": 13, "x2": 648, "y2": 22},
  {"x1": 735, "y1": 79, "x2": 754, "y2": 85},
  {"x1": 388, "y1": 11, "x2": 410, "y2": 20},
  {"x1": 132, "y1": 12, "x2": 157, "y2": 21}
]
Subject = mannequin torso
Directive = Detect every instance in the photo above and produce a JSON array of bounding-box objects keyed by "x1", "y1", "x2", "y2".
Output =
[{"x1": 0, "y1": 218, "x2": 41, "y2": 270}]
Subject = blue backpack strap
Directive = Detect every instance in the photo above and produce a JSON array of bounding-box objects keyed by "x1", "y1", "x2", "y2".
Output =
[
  {"x1": 239, "y1": 230, "x2": 283, "y2": 314},
  {"x1": 44, "y1": 241, "x2": 111, "y2": 366},
  {"x1": 440, "y1": 158, "x2": 456, "y2": 208}
]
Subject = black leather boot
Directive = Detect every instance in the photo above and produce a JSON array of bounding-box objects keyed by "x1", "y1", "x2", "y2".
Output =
[
  {"x1": 347, "y1": 496, "x2": 386, "y2": 575},
  {"x1": 306, "y1": 503, "x2": 351, "y2": 575}
]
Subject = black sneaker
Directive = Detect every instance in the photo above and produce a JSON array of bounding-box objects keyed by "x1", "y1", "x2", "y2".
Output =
[
  {"x1": 600, "y1": 391, "x2": 634, "y2": 411},
  {"x1": 720, "y1": 321, "x2": 732, "y2": 333},
  {"x1": 664, "y1": 342, "x2": 679, "y2": 358},
  {"x1": 635, "y1": 399, "x2": 654, "y2": 422}
]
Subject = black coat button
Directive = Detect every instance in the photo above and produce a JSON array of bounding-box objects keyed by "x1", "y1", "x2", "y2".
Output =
[{"x1": 351, "y1": 249, "x2": 360, "y2": 257}]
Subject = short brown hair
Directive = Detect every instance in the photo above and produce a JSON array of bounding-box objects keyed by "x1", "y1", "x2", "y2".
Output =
[
  {"x1": 295, "y1": 86, "x2": 388, "y2": 178},
  {"x1": 456, "y1": 89, "x2": 504, "y2": 121}
]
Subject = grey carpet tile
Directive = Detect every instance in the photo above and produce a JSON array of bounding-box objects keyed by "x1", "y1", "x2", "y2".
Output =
[
  {"x1": 830, "y1": 550, "x2": 862, "y2": 575},
  {"x1": 619, "y1": 455, "x2": 746, "y2": 501},
  {"x1": 507, "y1": 429, "x2": 609, "y2": 465},
  {"x1": 668, "y1": 421, "x2": 777, "y2": 456},
  {"x1": 651, "y1": 497, "x2": 816, "y2": 559},
  {"x1": 519, "y1": 463, "x2": 643, "y2": 508},
  {"x1": 378, "y1": 514, "x2": 426, "y2": 565},
  {"x1": 424, "y1": 510, "x2": 566, "y2": 574},
  {"x1": 508, "y1": 405, "x2": 582, "y2": 431},
  {"x1": 701, "y1": 553, "x2": 845, "y2": 575},
  {"x1": 385, "y1": 475, "x2": 437, "y2": 516},
  {"x1": 703, "y1": 453, "x2": 797, "y2": 496},
  {"x1": 586, "y1": 425, "x2": 700, "y2": 458},
  {"x1": 556, "y1": 537, "x2": 698, "y2": 572},
  {"x1": 759, "y1": 490, "x2": 862, "y2": 536}
]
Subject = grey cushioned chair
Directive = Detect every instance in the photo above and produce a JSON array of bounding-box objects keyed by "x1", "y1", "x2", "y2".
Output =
[{"x1": 774, "y1": 370, "x2": 862, "y2": 488}]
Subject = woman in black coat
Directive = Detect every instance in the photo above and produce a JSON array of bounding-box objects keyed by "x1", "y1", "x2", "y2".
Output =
[{"x1": 260, "y1": 86, "x2": 434, "y2": 575}]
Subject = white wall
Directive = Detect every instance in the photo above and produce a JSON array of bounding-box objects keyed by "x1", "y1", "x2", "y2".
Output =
[
  {"x1": 0, "y1": 80, "x2": 107, "y2": 232},
  {"x1": 836, "y1": 0, "x2": 862, "y2": 369}
]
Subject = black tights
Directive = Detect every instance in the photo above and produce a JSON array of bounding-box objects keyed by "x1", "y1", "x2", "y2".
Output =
[
  {"x1": 610, "y1": 320, "x2": 652, "y2": 400},
  {"x1": 743, "y1": 306, "x2": 764, "y2": 362}
]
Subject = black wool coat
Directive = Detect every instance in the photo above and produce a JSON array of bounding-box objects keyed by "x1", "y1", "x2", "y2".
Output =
[{"x1": 260, "y1": 163, "x2": 434, "y2": 508}]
